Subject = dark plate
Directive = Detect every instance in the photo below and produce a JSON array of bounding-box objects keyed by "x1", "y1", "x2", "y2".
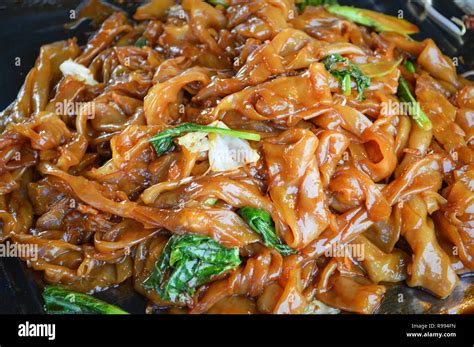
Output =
[{"x1": 0, "y1": 0, "x2": 472, "y2": 314}]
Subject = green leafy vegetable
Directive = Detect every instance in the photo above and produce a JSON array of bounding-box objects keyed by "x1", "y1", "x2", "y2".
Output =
[
  {"x1": 327, "y1": 5, "x2": 419, "y2": 35},
  {"x1": 135, "y1": 38, "x2": 148, "y2": 48},
  {"x1": 43, "y1": 285, "x2": 128, "y2": 314},
  {"x1": 296, "y1": 0, "x2": 338, "y2": 10},
  {"x1": 322, "y1": 54, "x2": 371, "y2": 100},
  {"x1": 238, "y1": 206, "x2": 296, "y2": 256},
  {"x1": 148, "y1": 123, "x2": 261, "y2": 157},
  {"x1": 397, "y1": 76, "x2": 432, "y2": 131},
  {"x1": 205, "y1": 0, "x2": 229, "y2": 7},
  {"x1": 405, "y1": 60, "x2": 416, "y2": 74},
  {"x1": 143, "y1": 234, "x2": 241, "y2": 303}
]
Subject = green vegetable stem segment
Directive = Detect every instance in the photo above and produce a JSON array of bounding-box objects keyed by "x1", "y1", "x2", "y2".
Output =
[
  {"x1": 327, "y1": 5, "x2": 419, "y2": 34},
  {"x1": 405, "y1": 60, "x2": 416, "y2": 73},
  {"x1": 397, "y1": 76, "x2": 432, "y2": 130},
  {"x1": 149, "y1": 123, "x2": 260, "y2": 157},
  {"x1": 296, "y1": 0, "x2": 338, "y2": 10},
  {"x1": 206, "y1": 0, "x2": 228, "y2": 7}
]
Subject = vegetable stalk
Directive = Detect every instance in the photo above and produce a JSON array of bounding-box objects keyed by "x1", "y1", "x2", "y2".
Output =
[
  {"x1": 397, "y1": 76, "x2": 432, "y2": 130},
  {"x1": 148, "y1": 123, "x2": 260, "y2": 157},
  {"x1": 327, "y1": 5, "x2": 419, "y2": 34}
]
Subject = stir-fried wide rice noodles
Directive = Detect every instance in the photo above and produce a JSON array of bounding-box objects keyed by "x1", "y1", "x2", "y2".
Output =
[{"x1": 1, "y1": 0, "x2": 473, "y2": 314}]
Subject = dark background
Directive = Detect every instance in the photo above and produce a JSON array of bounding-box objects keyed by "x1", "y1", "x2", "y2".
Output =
[{"x1": 0, "y1": 0, "x2": 472, "y2": 314}]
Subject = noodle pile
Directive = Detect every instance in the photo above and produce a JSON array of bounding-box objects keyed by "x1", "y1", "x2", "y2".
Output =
[{"x1": 0, "y1": 0, "x2": 473, "y2": 314}]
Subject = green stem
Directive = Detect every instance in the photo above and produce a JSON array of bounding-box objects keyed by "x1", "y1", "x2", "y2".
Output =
[
  {"x1": 342, "y1": 74, "x2": 352, "y2": 96},
  {"x1": 405, "y1": 60, "x2": 416, "y2": 73},
  {"x1": 148, "y1": 123, "x2": 260, "y2": 157},
  {"x1": 397, "y1": 76, "x2": 432, "y2": 131},
  {"x1": 149, "y1": 124, "x2": 260, "y2": 143}
]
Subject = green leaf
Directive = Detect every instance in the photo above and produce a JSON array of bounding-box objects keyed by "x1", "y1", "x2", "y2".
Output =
[
  {"x1": 135, "y1": 38, "x2": 148, "y2": 48},
  {"x1": 327, "y1": 5, "x2": 419, "y2": 35},
  {"x1": 397, "y1": 76, "x2": 432, "y2": 131},
  {"x1": 148, "y1": 123, "x2": 260, "y2": 157},
  {"x1": 405, "y1": 59, "x2": 416, "y2": 74},
  {"x1": 42, "y1": 285, "x2": 128, "y2": 314},
  {"x1": 322, "y1": 54, "x2": 371, "y2": 101},
  {"x1": 169, "y1": 234, "x2": 239, "y2": 265},
  {"x1": 238, "y1": 206, "x2": 296, "y2": 256},
  {"x1": 296, "y1": 0, "x2": 338, "y2": 10},
  {"x1": 205, "y1": 0, "x2": 228, "y2": 7},
  {"x1": 143, "y1": 234, "x2": 240, "y2": 304}
]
